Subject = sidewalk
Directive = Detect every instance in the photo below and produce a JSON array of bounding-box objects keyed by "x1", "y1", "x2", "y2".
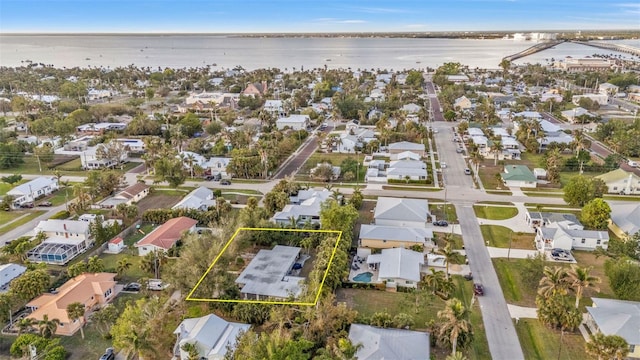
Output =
[
  {"x1": 486, "y1": 247, "x2": 539, "y2": 259},
  {"x1": 475, "y1": 202, "x2": 535, "y2": 234},
  {"x1": 507, "y1": 304, "x2": 537, "y2": 319}
]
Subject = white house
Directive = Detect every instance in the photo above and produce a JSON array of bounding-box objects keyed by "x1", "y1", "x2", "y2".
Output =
[
  {"x1": 271, "y1": 190, "x2": 331, "y2": 227},
  {"x1": 263, "y1": 99, "x2": 284, "y2": 114},
  {"x1": 7, "y1": 177, "x2": 59, "y2": 207},
  {"x1": 99, "y1": 182, "x2": 150, "y2": 208},
  {"x1": 174, "y1": 314, "x2": 250, "y2": 360},
  {"x1": 359, "y1": 224, "x2": 433, "y2": 249},
  {"x1": 454, "y1": 96, "x2": 473, "y2": 110},
  {"x1": 0, "y1": 263, "x2": 27, "y2": 293},
  {"x1": 366, "y1": 248, "x2": 425, "y2": 288},
  {"x1": 607, "y1": 201, "x2": 640, "y2": 239},
  {"x1": 374, "y1": 197, "x2": 430, "y2": 228},
  {"x1": 386, "y1": 160, "x2": 428, "y2": 181},
  {"x1": 348, "y1": 324, "x2": 430, "y2": 360},
  {"x1": 535, "y1": 221, "x2": 609, "y2": 252},
  {"x1": 27, "y1": 220, "x2": 93, "y2": 265},
  {"x1": 172, "y1": 186, "x2": 216, "y2": 211},
  {"x1": 585, "y1": 298, "x2": 640, "y2": 359},
  {"x1": 401, "y1": 103, "x2": 421, "y2": 114},
  {"x1": 560, "y1": 107, "x2": 595, "y2": 123},
  {"x1": 276, "y1": 114, "x2": 310, "y2": 131},
  {"x1": 598, "y1": 82, "x2": 619, "y2": 96},
  {"x1": 388, "y1": 142, "x2": 425, "y2": 157},
  {"x1": 107, "y1": 237, "x2": 125, "y2": 254},
  {"x1": 113, "y1": 139, "x2": 145, "y2": 153},
  {"x1": 80, "y1": 143, "x2": 129, "y2": 170}
]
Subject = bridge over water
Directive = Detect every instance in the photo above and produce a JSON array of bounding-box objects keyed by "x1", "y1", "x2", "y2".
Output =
[{"x1": 502, "y1": 39, "x2": 640, "y2": 63}]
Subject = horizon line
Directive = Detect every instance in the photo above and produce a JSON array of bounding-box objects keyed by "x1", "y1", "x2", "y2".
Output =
[{"x1": 2, "y1": 29, "x2": 638, "y2": 36}]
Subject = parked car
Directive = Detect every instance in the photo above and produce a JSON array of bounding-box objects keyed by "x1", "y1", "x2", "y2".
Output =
[
  {"x1": 38, "y1": 201, "x2": 52, "y2": 207},
  {"x1": 433, "y1": 220, "x2": 449, "y2": 227},
  {"x1": 220, "y1": 180, "x2": 231, "y2": 185},
  {"x1": 456, "y1": 148, "x2": 464, "y2": 153},
  {"x1": 473, "y1": 283, "x2": 484, "y2": 296},
  {"x1": 204, "y1": 175, "x2": 215, "y2": 181},
  {"x1": 551, "y1": 248, "x2": 572, "y2": 261},
  {"x1": 123, "y1": 282, "x2": 141, "y2": 292},
  {"x1": 440, "y1": 162, "x2": 447, "y2": 169},
  {"x1": 99, "y1": 348, "x2": 115, "y2": 360},
  {"x1": 464, "y1": 168, "x2": 472, "y2": 175},
  {"x1": 19, "y1": 202, "x2": 34, "y2": 208}
]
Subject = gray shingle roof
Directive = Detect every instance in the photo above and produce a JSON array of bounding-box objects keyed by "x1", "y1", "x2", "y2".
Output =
[
  {"x1": 374, "y1": 197, "x2": 429, "y2": 223},
  {"x1": 349, "y1": 324, "x2": 430, "y2": 359},
  {"x1": 587, "y1": 298, "x2": 640, "y2": 345}
]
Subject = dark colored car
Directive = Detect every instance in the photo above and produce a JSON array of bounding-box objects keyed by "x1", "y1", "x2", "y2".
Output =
[
  {"x1": 20, "y1": 202, "x2": 34, "y2": 208},
  {"x1": 99, "y1": 348, "x2": 115, "y2": 360},
  {"x1": 433, "y1": 220, "x2": 449, "y2": 227},
  {"x1": 473, "y1": 283, "x2": 484, "y2": 296},
  {"x1": 39, "y1": 201, "x2": 52, "y2": 207},
  {"x1": 123, "y1": 282, "x2": 141, "y2": 292},
  {"x1": 220, "y1": 180, "x2": 231, "y2": 185},
  {"x1": 292, "y1": 263, "x2": 303, "y2": 270},
  {"x1": 204, "y1": 175, "x2": 215, "y2": 181}
]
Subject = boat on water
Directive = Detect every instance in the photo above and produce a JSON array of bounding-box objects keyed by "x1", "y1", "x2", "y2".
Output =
[{"x1": 325, "y1": 58, "x2": 331, "y2": 61}]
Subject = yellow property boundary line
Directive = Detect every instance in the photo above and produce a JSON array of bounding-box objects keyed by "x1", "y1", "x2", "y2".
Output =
[{"x1": 186, "y1": 227, "x2": 343, "y2": 306}]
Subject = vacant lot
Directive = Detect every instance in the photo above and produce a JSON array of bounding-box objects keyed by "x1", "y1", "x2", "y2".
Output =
[
  {"x1": 136, "y1": 192, "x2": 183, "y2": 213},
  {"x1": 480, "y1": 225, "x2": 535, "y2": 249},
  {"x1": 429, "y1": 203, "x2": 458, "y2": 223},
  {"x1": 474, "y1": 205, "x2": 518, "y2": 220},
  {"x1": 516, "y1": 319, "x2": 588, "y2": 360}
]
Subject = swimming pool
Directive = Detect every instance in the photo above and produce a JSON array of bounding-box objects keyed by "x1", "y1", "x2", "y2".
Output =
[{"x1": 353, "y1": 272, "x2": 373, "y2": 283}]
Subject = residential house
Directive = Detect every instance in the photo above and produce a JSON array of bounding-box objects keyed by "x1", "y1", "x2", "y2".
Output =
[
  {"x1": 598, "y1": 82, "x2": 619, "y2": 96},
  {"x1": 446, "y1": 74, "x2": 469, "y2": 83},
  {"x1": 242, "y1": 81, "x2": 268, "y2": 97},
  {"x1": 135, "y1": 217, "x2": 198, "y2": 256},
  {"x1": 87, "y1": 88, "x2": 113, "y2": 101},
  {"x1": 311, "y1": 162, "x2": 341, "y2": 181},
  {"x1": 99, "y1": 182, "x2": 150, "y2": 208},
  {"x1": 533, "y1": 168, "x2": 548, "y2": 180},
  {"x1": 271, "y1": 190, "x2": 331, "y2": 227},
  {"x1": 401, "y1": 103, "x2": 421, "y2": 114},
  {"x1": 572, "y1": 94, "x2": 608, "y2": 106},
  {"x1": 386, "y1": 160, "x2": 428, "y2": 181},
  {"x1": 595, "y1": 169, "x2": 640, "y2": 195},
  {"x1": 27, "y1": 220, "x2": 93, "y2": 265},
  {"x1": 585, "y1": 298, "x2": 640, "y2": 358},
  {"x1": 76, "y1": 122, "x2": 127, "y2": 135},
  {"x1": 388, "y1": 141, "x2": 425, "y2": 157},
  {"x1": 7, "y1": 176, "x2": 58, "y2": 207},
  {"x1": 539, "y1": 131, "x2": 574, "y2": 151},
  {"x1": 26, "y1": 273, "x2": 116, "y2": 336},
  {"x1": 348, "y1": 324, "x2": 430, "y2": 360},
  {"x1": 359, "y1": 225, "x2": 433, "y2": 249},
  {"x1": 366, "y1": 248, "x2": 425, "y2": 288},
  {"x1": 173, "y1": 314, "x2": 250, "y2": 360},
  {"x1": 607, "y1": 201, "x2": 640, "y2": 238},
  {"x1": 390, "y1": 151, "x2": 421, "y2": 161},
  {"x1": 501, "y1": 165, "x2": 537, "y2": 188},
  {"x1": 539, "y1": 92, "x2": 563, "y2": 103},
  {"x1": 80, "y1": 144, "x2": 129, "y2": 170},
  {"x1": 172, "y1": 186, "x2": 216, "y2": 211},
  {"x1": 235, "y1": 245, "x2": 304, "y2": 300},
  {"x1": 513, "y1": 111, "x2": 542, "y2": 121},
  {"x1": 263, "y1": 99, "x2": 284, "y2": 115},
  {"x1": 276, "y1": 114, "x2": 310, "y2": 131},
  {"x1": 454, "y1": 96, "x2": 473, "y2": 110},
  {"x1": 535, "y1": 221, "x2": 609, "y2": 252},
  {"x1": 113, "y1": 138, "x2": 145, "y2": 153},
  {"x1": 206, "y1": 157, "x2": 231, "y2": 177},
  {"x1": 374, "y1": 197, "x2": 430, "y2": 228},
  {"x1": 561, "y1": 107, "x2": 595, "y2": 123},
  {"x1": 525, "y1": 211, "x2": 581, "y2": 228},
  {"x1": 0, "y1": 263, "x2": 27, "y2": 293}
]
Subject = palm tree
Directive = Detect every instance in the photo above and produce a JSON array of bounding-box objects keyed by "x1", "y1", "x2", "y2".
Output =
[
  {"x1": 490, "y1": 140, "x2": 503, "y2": 166},
  {"x1": 38, "y1": 314, "x2": 61, "y2": 338},
  {"x1": 66, "y1": 302, "x2": 86, "y2": 339},
  {"x1": 567, "y1": 265, "x2": 601, "y2": 308},
  {"x1": 538, "y1": 266, "x2": 569, "y2": 298},
  {"x1": 585, "y1": 333, "x2": 629, "y2": 360},
  {"x1": 437, "y1": 298, "x2": 472, "y2": 355},
  {"x1": 446, "y1": 352, "x2": 469, "y2": 360},
  {"x1": 116, "y1": 257, "x2": 133, "y2": 277},
  {"x1": 437, "y1": 243, "x2": 458, "y2": 280},
  {"x1": 180, "y1": 342, "x2": 201, "y2": 360},
  {"x1": 16, "y1": 317, "x2": 37, "y2": 335},
  {"x1": 422, "y1": 269, "x2": 446, "y2": 295}
]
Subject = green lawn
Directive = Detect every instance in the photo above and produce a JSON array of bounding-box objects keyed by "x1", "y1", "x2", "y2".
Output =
[
  {"x1": 0, "y1": 210, "x2": 46, "y2": 236},
  {"x1": 480, "y1": 225, "x2": 535, "y2": 250},
  {"x1": 0, "y1": 182, "x2": 18, "y2": 196},
  {"x1": 485, "y1": 190, "x2": 513, "y2": 196},
  {"x1": 42, "y1": 190, "x2": 69, "y2": 206},
  {"x1": 124, "y1": 223, "x2": 156, "y2": 246},
  {"x1": 382, "y1": 185, "x2": 442, "y2": 191},
  {"x1": 492, "y1": 258, "x2": 539, "y2": 307},
  {"x1": 515, "y1": 319, "x2": 588, "y2": 360},
  {"x1": 473, "y1": 205, "x2": 518, "y2": 220},
  {"x1": 523, "y1": 192, "x2": 564, "y2": 198},
  {"x1": 559, "y1": 172, "x2": 600, "y2": 187},
  {"x1": 429, "y1": 204, "x2": 458, "y2": 223},
  {"x1": 435, "y1": 233, "x2": 465, "y2": 250},
  {"x1": 101, "y1": 252, "x2": 147, "y2": 283},
  {"x1": 0, "y1": 211, "x2": 24, "y2": 224}
]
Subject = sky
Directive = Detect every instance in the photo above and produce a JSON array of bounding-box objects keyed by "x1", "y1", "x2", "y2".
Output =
[{"x1": 1, "y1": 0, "x2": 639, "y2": 33}]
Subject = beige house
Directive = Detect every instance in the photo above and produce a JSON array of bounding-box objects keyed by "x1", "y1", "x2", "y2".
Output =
[
  {"x1": 26, "y1": 273, "x2": 117, "y2": 336},
  {"x1": 388, "y1": 141, "x2": 425, "y2": 158},
  {"x1": 100, "y1": 182, "x2": 150, "y2": 208},
  {"x1": 595, "y1": 169, "x2": 640, "y2": 195},
  {"x1": 359, "y1": 224, "x2": 433, "y2": 249}
]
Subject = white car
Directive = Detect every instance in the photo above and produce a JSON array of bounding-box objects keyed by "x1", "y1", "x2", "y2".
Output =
[{"x1": 440, "y1": 162, "x2": 447, "y2": 168}]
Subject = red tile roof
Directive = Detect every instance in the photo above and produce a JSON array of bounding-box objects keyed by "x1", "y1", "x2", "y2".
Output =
[
  {"x1": 135, "y1": 217, "x2": 197, "y2": 250},
  {"x1": 109, "y1": 237, "x2": 123, "y2": 244}
]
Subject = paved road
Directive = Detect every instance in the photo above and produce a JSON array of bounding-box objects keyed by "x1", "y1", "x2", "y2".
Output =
[
  {"x1": 457, "y1": 204, "x2": 525, "y2": 360},
  {"x1": 271, "y1": 125, "x2": 333, "y2": 180},
  {"x1": 425, "y1": 81, "x2": 445, "y2": 122},
  {"x1": 0, "y1": 203, "x2": 67, "y2": 246}
]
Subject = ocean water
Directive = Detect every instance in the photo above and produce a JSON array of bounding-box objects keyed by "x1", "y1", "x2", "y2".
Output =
[{"x1": 0, "y1": 35, "x2": 637, "y2": 70}]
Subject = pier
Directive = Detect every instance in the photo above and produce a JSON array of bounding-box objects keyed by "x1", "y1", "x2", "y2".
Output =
[{"x1": 502, "y1": 40, "x2": 565, "y2": 62}]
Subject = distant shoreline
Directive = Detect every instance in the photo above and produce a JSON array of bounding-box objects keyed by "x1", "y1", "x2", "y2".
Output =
[{"x1": 1, "y1": 30, "x2": 639, "y2": 40}]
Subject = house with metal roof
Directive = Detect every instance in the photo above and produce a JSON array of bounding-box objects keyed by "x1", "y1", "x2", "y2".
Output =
[
  {"x1": 595, "y1": 169, "x2": 640, "y2": 195},
  {"x1": 173, "y1": 314, "x2": 250, "y2": 360},
  {"x1": 0, "y1": 263, "x2": 27, "y2": 293},
  {"x1": 271, "y1": 190, "x2": 331, "y2": 227},
  {"x1": 607, "y1": 201, "x2": 640, "y2": 239},
  {"x1": 501, "y1": 165, "x2": 537, "y2": 188},
  {"x1": 359, "y1": 224, "x2": 433, "y2": 249},
  {"x1": 27, "y1": 220, "x2": 93, "y2": 265},
  {"x1": 374, "y1": 197, "x2": 430, "y2": 228},
  {"x1": 585, "y1": 298, "x2": 640, "y2": 358},
  {"x1": 348, "y1": 324, "x2": 430, "y2": 360},
  {"x1": 366, "y1": 248, "x2": 425, "y2": 288},
  {"x1": 388, "y1": 141, "x2": 425, "y2": 157},
  {"x1": 172, "y1": 186, "x2": 216, "y2": 211},
  {"x1": 7, "y1": 177, "x2": 58, "y2": 207},
  {"x1": 535, "y1": 221, "x2": 609, "y2": 252},
  {"x1": 235, "y1": 245, "x2": 304, "y2": 300}
]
